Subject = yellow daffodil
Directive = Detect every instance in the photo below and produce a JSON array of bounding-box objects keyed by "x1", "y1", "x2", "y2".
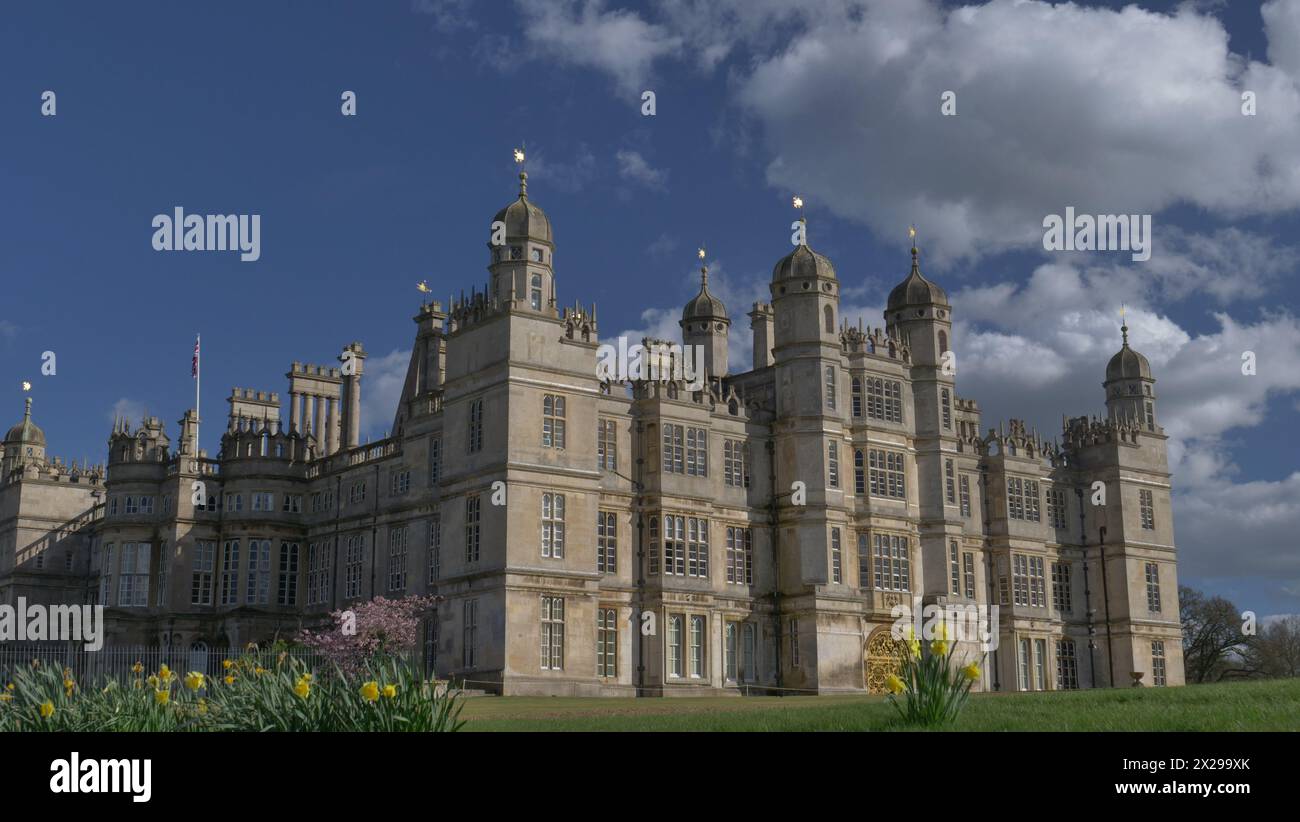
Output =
[
  {"x1": 5, "y1": 683, "x2": 13, "y2": 691},
  {"x1": 62, "y1": 667, "x2": 73, "y2": 679},
  {"x1": 184, "y1": 672, "x2": 205, "y2": 691},
  {"x1": 903, "y1": 626, "x2": 921, "y2": 659},
  {"x1": 197, "y1": 698, "x2": 208, "y2": 715},
  {"x1": 382, "y1": 684, "x2": 397, "y2": 699},
  {"x1": 360, "y1": 681, "x2": 380, "y2": 702},
  {"x1": 0, "y1": 693, "x2": 13, "y2": 703},
  {"x1": 885, "y1": 674, "x2": 905, "y2": 695},
  {"x1": 63, "y1": 678, "x2": 75, "y2": 691},
  {"x1": 962, "y1": 662, "x2": 981, "y2": 682},
  {"x1": 146, "y1": 674, "x2": 159, "y2": 688},
  {"x1": 930, "y1": 619, "x2": 950, "y2": 656},
  {"x1": 159, "y1": 664, "x2": 173, "y2": 682},
  {"x1": 39, "y1": 700, "x2": 54, "y2": 718},
  {"x1": 223, "y1": 674, "x2": 236, "y2": 686},
  {"x1": 222, "y1": 659, "x2": 234, "y2": 670},
  {"x1": 293, "y1": 678, "x2": 311, "y2": 699},
  {"x1": 254, "y1": 666, "x2": 266, "y2": 676},
  {"x1": 133, "y1": 679, "x2": 143, "y2": 690},
  {"x1": 132, "y1": 661, "x2": 144, "y2": 674},
  {"x1": 300, "y1": 673, "x2": 314, "y2": 683},
  {"x1": 154, "y1": 689, "x2": 170, "y2": 705}
]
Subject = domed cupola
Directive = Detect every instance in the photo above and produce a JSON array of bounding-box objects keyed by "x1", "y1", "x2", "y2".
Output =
[
  {"x1": 1103, "y1": 317, "x2": 1158, "y2": 431},
  {"x1": 883, "y1": 231, "x2": 953, "y2": 369},
  {"x1": 488, "y1": 151, "x2": 557, "y2": 314},
  {"x1": 682, "y1": 268, "x2": 728, "y2": 323},
  {"x1": 4, "y1": 397, "x2": 46, "y2": 448},
  {"x1": 887, "y1": 243, "x2": 948, "y2": 312},
  {"x1": 2, "y1": 397, "x2": 47, "y2": 474},
  {"x1": 491, "y1": 171, "x2": 553, "y2": 247},
  {"x1": 772, "y1": 243, "x2": 837, "y2": 285},
  {"x1": 1106, "y1": 324, "x2": 1152, "y2": 382},
  {"x1": 680, "y1": 250, "x2": 730, "y2": 377}
]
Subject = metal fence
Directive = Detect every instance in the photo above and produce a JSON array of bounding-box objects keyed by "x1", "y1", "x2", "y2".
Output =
[{"x1": 0, "y1": 643, "x2": 335, "y2": 684}]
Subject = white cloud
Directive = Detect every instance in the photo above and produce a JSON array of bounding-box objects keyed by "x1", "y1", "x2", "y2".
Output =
[
  {"x1": 510, "y1": 0, "x2": 1300, "y2": 266},
  {"x1": 645, "y1": 232, "x2": 678, "y2": 257},
  {"x1": 412, "y1": 0, "x2": 478, "y2": 32},
  {"x1": 515, "y1": 0, "x2": 684, "y2": 94},
  {"x1": 525, "y1": 143, "x2": 597, "y2": 193},
  {"x1": 359, "y1": 349, "x2": 411, "y2": 441},
  {"x1": 108, "y1": 397, "x2": 148, "y2": 427},
  {"x1": 615, "y1": 149, "x2": 668, "y2": 190}
]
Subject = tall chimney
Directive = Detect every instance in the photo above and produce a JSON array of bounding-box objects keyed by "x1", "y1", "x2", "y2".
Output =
[
  {"x1": 339, "y1": 342, "x2": 367, "y2": 449},
  {"x1": 748, "y1": 302, "x2": 775, "y2": 370}
]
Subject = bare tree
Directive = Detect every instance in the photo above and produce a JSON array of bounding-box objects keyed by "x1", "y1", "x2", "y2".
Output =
[
  {"x1": 1179, "y1": 585, "x2": 1247, "y2": 683},
  {"x1": 1242, "y1": 615, "x2": 1300, "y2": 678}
]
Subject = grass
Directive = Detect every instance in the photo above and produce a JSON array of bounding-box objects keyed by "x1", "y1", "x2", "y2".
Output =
[{"x1": 458, "y1": 677, "x2": 1300, "y2": 731}]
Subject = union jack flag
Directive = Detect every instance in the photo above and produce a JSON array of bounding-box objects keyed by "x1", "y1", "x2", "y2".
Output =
[{"x1": 192, "y1": 336, "x2": 200, "y2": 378}]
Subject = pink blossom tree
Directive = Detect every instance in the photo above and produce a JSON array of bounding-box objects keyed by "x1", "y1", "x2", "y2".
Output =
[{"x1": 297, "y1": 595, "x2": 438, "y2": 676}]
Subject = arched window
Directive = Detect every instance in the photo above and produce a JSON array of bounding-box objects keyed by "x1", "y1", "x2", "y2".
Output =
[
  {"x1": 941, "y1": 388, "x2": 952, "y2": 430},
  {"x1": 530, "y1": 274, "x2": 542, "y2": 310},
  {"x1": 938, "y1": 330, "x2": 948, "y2": 355},
  {"x1": 824, "y1": 305, "x2": 835, "y2": 334}
]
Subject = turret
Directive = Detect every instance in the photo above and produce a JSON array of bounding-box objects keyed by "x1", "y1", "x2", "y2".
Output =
[{"x1": 679, "y1": 251, "x2": 729, "y2": 378}]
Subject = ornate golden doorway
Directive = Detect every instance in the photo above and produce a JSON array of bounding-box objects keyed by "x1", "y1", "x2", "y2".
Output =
[{"x1": 865, "y1": 628, "x2": 907, "y2": 694}]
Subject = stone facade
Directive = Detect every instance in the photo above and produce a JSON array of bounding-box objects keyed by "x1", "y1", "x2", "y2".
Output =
[{"x1": 0, "y1": 173, "x2": 1184, "y2": 693}]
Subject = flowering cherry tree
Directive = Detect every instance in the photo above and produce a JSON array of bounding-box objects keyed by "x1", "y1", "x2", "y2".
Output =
[{"x1": 298, "y1": 595, "x2": 437, "y2": 675}]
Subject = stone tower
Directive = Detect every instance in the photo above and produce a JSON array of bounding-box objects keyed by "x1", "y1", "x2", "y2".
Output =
[
  {"x1": 679, "y1": 258, "x2": 730, "y2": 378},
  {"x1": 885, "y1": 239, "x2": 960, "y2": 599},
  {"x1": 768, "y1": 220, "x2": 850, "y2": 690},
  {"x1": 1104, "y1": 321, "x2": 1159, "y2": 433},
  {"x1": 488, "y1": 170, "x2": 555, "y2": 314}
]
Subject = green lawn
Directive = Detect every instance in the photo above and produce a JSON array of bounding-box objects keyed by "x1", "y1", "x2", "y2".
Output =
[{"x1": 458, "y1": 677, "x2": 1300, "y2": 731}]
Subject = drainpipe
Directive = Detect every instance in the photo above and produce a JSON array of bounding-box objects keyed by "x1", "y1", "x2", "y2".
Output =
[
  {"x1": 633, "y1": 417, "x2": 646, "y2": 697},
  {"x1": 1098, "y1": 523, "x2": 1115, "y2": 686},
  {"x1": 330, "y1": 471, "x2": 342, "y2": 611},
  {"x1": 979, "y1": 462, "x2": 999, "y2": 691},
  {"x1": 369, "y1": 462, "x2": 380, "y2": 598},
  {"x1": 1076, "y1": 487, "x2": 1097, "y2": 688},
  {"x1": 766, "y1": 438, "x2": 782, "y2": 692}
]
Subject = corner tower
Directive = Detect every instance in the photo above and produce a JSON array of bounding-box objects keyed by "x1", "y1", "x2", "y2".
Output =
[{"x1": 769, "y1": 218, "x2": 852, "y2": 692}]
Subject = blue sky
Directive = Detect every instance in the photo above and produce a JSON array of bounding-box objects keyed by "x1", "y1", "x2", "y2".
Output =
[{"x1": 2, "y1": 0, "x2": 1298, "y2": 617}]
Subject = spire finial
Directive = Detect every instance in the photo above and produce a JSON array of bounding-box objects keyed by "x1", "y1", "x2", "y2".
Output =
[
  {"x1": 698, "y1": 246, "x2": 708, "y2": 288},
  {"x1": 514, "y1": 145, "x2": 527, "y2": 197},
  {"x1": 1120, "y1": 303, "x2": 1129, "y2": 347},
  {"x1": 909, "y1": 225, "x2": 918, "y2": 262},
  {"x1": 24, "y1": 396, "x2": 32, "y2": 420}
]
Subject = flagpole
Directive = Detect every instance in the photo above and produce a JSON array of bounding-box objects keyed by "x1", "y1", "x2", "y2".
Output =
[{"x1": 194, "y1": 333, "x2": 201, "y2": 471}]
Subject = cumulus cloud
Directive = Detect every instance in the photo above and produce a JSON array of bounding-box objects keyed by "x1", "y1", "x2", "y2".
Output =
[
  {"x1": 359, "y1": 349, "x2": 412, "y2": 441},
  {"x1": 615, "y1": 149, "x2": 668, "y2": 190},
  {"x1": 515, "y1": 0, "x2": 684, "y2": 94},
  {"x1": 507, "y1": 0, "x2": 1300, "y2": 265}
]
